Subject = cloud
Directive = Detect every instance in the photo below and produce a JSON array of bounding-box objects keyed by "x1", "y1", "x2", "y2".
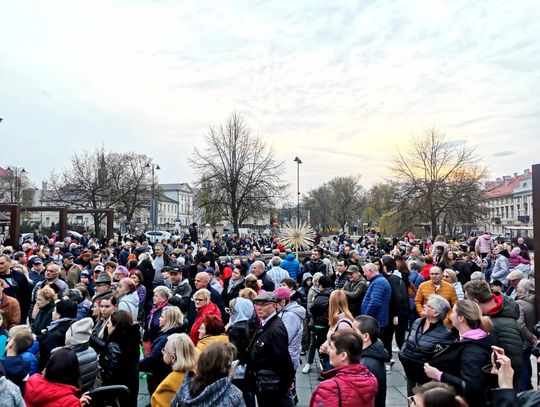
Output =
[{"x1": 493, "y1": 151, "x2": 515, "y2": 157}]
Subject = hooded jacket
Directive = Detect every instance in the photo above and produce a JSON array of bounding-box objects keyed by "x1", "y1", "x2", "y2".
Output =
[
  {"x1": 278, "y1": 301, "x2": 306, "y2": 370},
  {"x1": 0, "y1": 355, "x2": 29, "y2": 393},
  {"x1": 170, "y1": 374, "x2": 245, "y2": 407},
  {"x1": 491, "y1": 254, "x2": 511, "y2": 285},
  {"x1": 309, "y1": 363, "x2": 378, "y2": 407},
  {"x1": 228, "y1": 298, "x2": 255, "y2": 364},
  {"x1": 475, "y1": 234, "x2": 494, "y2": 254},
  {"x1": 280, "y1": 253, "x2": 301, "y2": 281},
  {"x1": 24, "y1": 373, "x2": 80, "y2": 407},
  {"x1": 361, "y1": 340, "x2": 390, "y2": 407},
  {"x1": 118, "y1": 291, "x2": 139, "y2": 321}
]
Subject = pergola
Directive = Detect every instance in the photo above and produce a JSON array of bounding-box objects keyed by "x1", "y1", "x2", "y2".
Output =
[{"x1": 0, "y1": 204, "x2": 114, "y2": 248}]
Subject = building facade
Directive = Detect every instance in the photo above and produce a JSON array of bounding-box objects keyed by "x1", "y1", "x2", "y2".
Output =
[{"x1": 484, "y1": 169, "x2": 533, "y2": 239}]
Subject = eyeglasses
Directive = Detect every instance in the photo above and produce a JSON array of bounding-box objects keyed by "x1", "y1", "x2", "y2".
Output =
[
  {"x1": 442, "y1": 275, "x2": 450, "y2": 279},
  {"x1": 161, "y1": 349, "x2": 175, "y2": 357},
  {"x1": 407, "y1": 396, "x2": 416, "y2": 406},
  {"x1": 423, "y1": 304, "x2": 434, "y2": 310},
  {"x1": 194, "y1": 298, "x2": 205, "y2": 302}
]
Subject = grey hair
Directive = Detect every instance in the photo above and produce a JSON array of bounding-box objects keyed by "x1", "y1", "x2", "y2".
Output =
[
  {"x1": 270, "y1": 256, "x2": 281, "y2": 267},
  {"x1": 155, "y1": 243, "x2": 164, "y2": 250},
  {"x1": 253, "y1": 260, "x2": 266, "y2": 270},
  {"x1": 427, "y1": 294, "x2": 450, "y2": 321},
  {"x1": 470, "y1": 271, "x2": 485, "y2": 281},
  {"x1": 154, "y1": 285, "x2": 172, "y2": 300},
  {"x1": 517, "y1": 279, "x2": 535, "y2": 296},
  {"x1": 350, "y1": 250, "x2": 359, "y2": 257}
]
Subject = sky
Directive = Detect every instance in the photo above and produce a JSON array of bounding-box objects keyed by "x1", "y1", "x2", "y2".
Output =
[{"x1": 1, "y1": 0, "x2": 539, "y2": 203}]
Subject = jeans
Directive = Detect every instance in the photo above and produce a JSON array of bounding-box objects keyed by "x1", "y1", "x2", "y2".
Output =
[{"x1": 517, "y1": 346, "x2": 534, "y2": 392}]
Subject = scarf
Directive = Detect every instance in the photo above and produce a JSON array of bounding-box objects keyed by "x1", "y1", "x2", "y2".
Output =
[{"x1": 227, "y1": 277, "x2": 245, "y2": 294}]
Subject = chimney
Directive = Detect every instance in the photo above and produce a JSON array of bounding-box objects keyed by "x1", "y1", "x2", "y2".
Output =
[
  {"x1": 524, "y1": 169, "x2": 530, "y2": 175},
  {"x1": 496, "y1": 178, "x2": 501, "y2": 185},
  {"x1": 513, "y1": 172, "x2": 518, "y2": 178}
]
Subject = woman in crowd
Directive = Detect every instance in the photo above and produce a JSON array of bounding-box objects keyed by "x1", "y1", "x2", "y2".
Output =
[
  {"x1": 129, "y1": 269, "x2": 147, "y2": 323},
  {"x1": 420, "y1": 255, "x2": 434, "y2": 280},
  {"x1": 437, "y1": 250, "x2": 455, "y2": 271},
  {"x1": 151, "y1": 333, "x2": 199, "y2": 407},
  {"x1": 92, "y1": 294, "x2": 117, "y2": 340},
  {"x1": 31, "y1": 286, "x2": 56, "y2": 340},
  {"x1": 189, "y1": 288, "x2": 221, "y2": 346},
  {"x1": 140, "y1": 306, "x2": 185, "y2": 396},
  {"x1": 196, "y1": 314, "x2": 229, "y2": 353},
  {"x1": 410, "y1": 382, "x2": 468, "y2": 407},
  {"x1": 170, "y1": 342, "x2": 244, "y2": 406},
  {"x1": 442, "y1": 269, "x2": 464, "y2": 300},
  {"x1": 91, "y1": 310, "x2": 141, "y2": 407},
  {"x1": 399, "y1": 294, "x2": 455, "y2": 396},
  {"x1": 491, "y1": 245, "x2": 511, "y2": 286},
  {"x1": 226, "y1": 297, "x2": 255, "y2": 364},
  {"x1": 25, "y1": 347, "x2": 90, "y2": 407},
  {"x1": 222, "y1": 265, "x2": 246, "y2": 306},
  {"x1": 382, "y1": 256, "x2": 409, "y2": 355},
  {"x1": 146, "y1": 286, "x2": 171, "y2": 343},
  {"x1": 116, "y1": 277, "x2": 139, "y2": 321},
  {"x1": 424, "y1": 299, "x2": 494, "y2": 406},
  {"x1": 309, "y1": 330, "x2": 378, "y2": 407},
  {"x1": 244, "y1": 274, "x2": 263, "y2": 294},
  {"x1": 515, "y1": 279, "x2": 536, "y2": 392}
]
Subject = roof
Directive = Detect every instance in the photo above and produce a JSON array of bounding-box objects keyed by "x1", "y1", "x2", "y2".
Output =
[
  {"x1": 158, "y1": 194, "x2": 178, "y2": 204},
  {"x1": 159, "y1": 183, "x2": 193, "y2": 193},
  {"x1": 0, "y1": 167, "x2": 8, "y2": 177},
  {"x1": 485, "y1": 172, "x2": 530, "y2": 198}
]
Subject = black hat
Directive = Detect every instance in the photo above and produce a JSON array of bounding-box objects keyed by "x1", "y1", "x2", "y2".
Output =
[
  {"x1": 94, "y1": 272, "x2": 112, "y2": 285},
  {"x1": 63, "y1": 253, "x2": 74, "y2": 260},
  {"x1": 169, "y1": 267, "x2": 181, "y2": 274}
]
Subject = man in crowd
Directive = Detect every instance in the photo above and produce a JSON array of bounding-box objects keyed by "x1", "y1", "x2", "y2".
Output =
[
  {"x1": 0, "y1": 254, "x2": 32, "y2": 324},
  {"x1": 61, "y1": 253, "x2": 82, "y2": 288},
  {"x1": 0, "y1": 278, "x2": 20, "y2": 329},
  {"x1": 361, "y1": 262, "x2": 391, "y2": 332},
  {"x1": 267, "y1": 257, "x2": 290, "y2": 288},
  {"x1": 167, "y1": 266, "x2": 192, "y2": 313},
  {"x1": 300, "y1": 248, "x2": 327, "y2": 284},
  {"x1": 251, "y1": 260, "x2": 275, "y2": 291},
  {"x1": 415, "y1": 266, "x2": 457, "y2": 327},
  {"x1": 342, "y1": 265, "x2": 367, "y2": 317},
  {"x1": 28, "y1": 258, "x2": 46, "y2": 286},
  {"x1": 333, "y1": 260, "x2": 349, "y2": 289}
]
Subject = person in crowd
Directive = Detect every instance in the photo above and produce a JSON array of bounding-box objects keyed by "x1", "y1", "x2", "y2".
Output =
[
  {"x1": 25, "y1": 347, "x2": 90, "y2": 407},
  {"x1": 0, "y1": 278, "x2": 20, "y2": 329},
  {"x1": 514, "y1": 279, "x2": 537, "y2": 391},
  {"x1": 0, "y1": 326, "x2": 32, "y2": 392},
  {"x1": 38, "y1": 298, "x2": 77, "y2": 370},
  {"x1": 63, "y1": 289, "x2": 88, "y2": 320},
  {"x1": 342, "y1": 264, "x2": 367, "y2": 317},
  {"x1": 244, "y1": 274, "x2": 263, "y2": 294},
  {"x1": 187, "y1": 272, "x2": 226, "y2": 327},
  {"x1": 442, "y1": 269, "x2": 464, "y2": 299},
  {"x1": 354, "y1": 316, "x2": 390, "y2": 407},
  {"x1": 116, "y1": 277, "x2": 139, "y2": 321},
  {"x1": 415, "y1": 266, "x2": 458, "y2": 327},
  {"x1": 281, "y1": 251, "x2": 301, "y2": 281},
  {"x1": 0, "y1": 363, "x2": 25, "y2": 406},
  {"x1": 475, "y1": 232, "x2": 494, "y2": 258},
  {"x1": 146, "y1": 285, "x2": 171, "y2": 343},
  {"x1": 491, "y1": 245, "x2": 511, "y2": 287},
  {"x1": 0, "y1": 314, "x2": 7, "y2": 357},
  {"x1": 463, "y1": 279, "x2": 523, "y2": 385},
  {"x1": 166, "y1": 266, "x2": 192, "y2": 314},
  {"x1": 275, "y1": 287, "x2": 305, "y2": 372},
  {"x1": 151, "y1": 333, "x2": 199, "y2": 407},
  {"x1": 140, "y1": 305, "x2": 184, "y2": 396},
  {"x1": 28, "y1": 258, "x2": 45, "y2": 286},
  {"x1": 361, "y1": 262, "x2": 392, "y2": 332},
  {"x1": 304, "y1": 275, "x2": 332, "y2": 374},
  {"x1": 31, "y1": 263, "x2": 69, "y2": 311},
  {"x1": 382, "y1": 256, "x2": 409, "y2": 355},
  {"x1": 399, "y1": 294, "x2": 455, "y2": 395},
  {"x1": 226, "y1": 297, "x2": 255, "y2": 366},
  {"x1": 129, "y1": 269, "x2": 146, "y2": 323},
  {"x1": 0, "y1": 254, "x2": 32, "y2": 324},
  {"x1": 90, "y1": 310, "x2": 141, "y2": 406},
  {"x1": 251, "y1": 260, "x2": 275, "y2": 292},
  {"x1": 267, "y1": 257, "x2": 290, "y2": 289},
  {"x1": 410, "y1": 382, "x2": 468, "y2": 407},
  {"x1": 223, "y1": 265, "x2": 246, "y2": 306},
  {"x1": 171, "y1": 342, "x2": 244, "y2": 406},
  {"x1": 423, "y1": 299, "x2": 495, "y2": 406},
  {"x1": 407, "y1": 246, "x2": 425, "y2": 270},
  {"x1": 319, "y1": 289, "x2": 354, "y2": 371},
  {"x1": 505, "y1": 269, "x2": 524, "y2": 300},
  {"x1": 419, "y1": 255, "x2": 434, "y2": 280},
  {"x1": 309, "y1": 330, "x2": 378, "y2": 407},
  {"x1": 189, "y1": 288, "x2": 221, "y2": 346},
  {"x1": 196, "y1": 313, "x2": 229, "y2": 353},
  {"x1": 63, "y1": 317, "x2": 98, "y2": 393},
  {"x1": 453, "y1": 252, "x2": 472, "y2": 285},
  {"x1": 247, "y1": 292, "x2": 294, "y2": 407},
  {"x1": 60, "y1": 253, "x2": 82, "y2": 289},
  {"x1": 74, "y1": 284, "x2": 93, "y2": 318}
]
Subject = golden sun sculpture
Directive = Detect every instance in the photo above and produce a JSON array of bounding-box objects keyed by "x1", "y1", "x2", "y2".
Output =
[{"x1": 279, "y1": 221, "x2": 315, "y2": 257}]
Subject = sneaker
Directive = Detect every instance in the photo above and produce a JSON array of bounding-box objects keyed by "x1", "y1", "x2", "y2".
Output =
[
  {"x1": 300, "y1": 350, "x2": 306, "y2": 356},
  {"x1": 301, "y1": 363, "x2": 311, "y2": 374}
]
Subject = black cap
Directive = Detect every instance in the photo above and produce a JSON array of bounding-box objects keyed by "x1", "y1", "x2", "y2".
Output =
[{"x1": 63, "y1": 253, "x2": 74, "y2": 260}]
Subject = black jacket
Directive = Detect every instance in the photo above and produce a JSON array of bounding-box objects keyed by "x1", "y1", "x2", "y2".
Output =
[
  {"x1": 259, "y1": 272, "x2": 275, "y2": 292},
  {"x1": 65, "y1": 343, "x2": 98, "y2": 393},
  {"x1": 297, "y1": 260, "x2": 326, "y2": 284},
  {"x1": 310, "y1": 288, "x2": 332, "y2": 328},
  {"x1": 0, "y1": 270, "x2": 32, "y2": 323},
  {"x1": 247, "y1": 313, "x2": 294, "y2": 395},
  {"x1": 38, "y1": 318, "x2": 74, "y2": 371},
  {"x1": 492, "y1": 389, "x2": 540, "y2": 407},
  {"x1": 361, "y1": 339, "x2": 390, "y2": 407},
  {"x1": 454, "y1": 261, "x2": 472, "y2": 284},
  {"x1": 430, "y1": 333, "x2": 495, "y2": 406},
  {"x1": 387, "y1": 272, "x2": 409, "y2": 322},
  {"x1": 399, "y1": 318, "x2": 456, "y2": 384},
  {"x1": 228, "y1": 320, "x2": 252, "y2": 364}
]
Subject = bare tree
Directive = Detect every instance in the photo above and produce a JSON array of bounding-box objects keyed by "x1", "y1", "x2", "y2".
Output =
[
  {"x1": 47, "y1": 149, "x2": 154, "y2": 233},
  {"x1": 0, "y1": 166, "x2": 32, "y2": 203},
  {"x1": 390, "y1": 128, "x2": 487, "y2": 236},
  {"x1": 190, "y1": 113, "x2": 287, "y2": 233},
  {"x1": 303, "y1": 176, "x2": 366, "y2": 230}
]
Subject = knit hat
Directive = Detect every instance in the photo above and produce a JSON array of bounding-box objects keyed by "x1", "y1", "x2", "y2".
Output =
[
  {"x1": 65, "y1": 317, "x2": 94, "y2": 345},
  {"x1": 204, "y1": 267, "x2": 215, "y2": 276},
  {"x1": 274, "y1": 287, "x2": 292, "y2": 301}
]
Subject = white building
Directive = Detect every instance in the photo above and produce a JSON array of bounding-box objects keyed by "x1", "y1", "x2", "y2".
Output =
[{"x1": 484, "y1": 169, "x2": 533, "y2": 239}]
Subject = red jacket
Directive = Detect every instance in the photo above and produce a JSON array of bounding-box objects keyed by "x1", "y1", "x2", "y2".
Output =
[
  {"x1": 24, "y1": 374, "x2": 80, "y2": 407},
  {"x1": 309, "y1": 363, "x2": 378, "y2": 407},
  {"x1": 189, "y1": 302, "x2": 222, "y2": 345},
  {"x1": 420, "y1": 263, "x2": 432, "y2": 280}
]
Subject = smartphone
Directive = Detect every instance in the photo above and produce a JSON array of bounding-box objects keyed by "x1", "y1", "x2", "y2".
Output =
[{"x1": 492, "y1": 351, "x2": 501, "y2": 369}]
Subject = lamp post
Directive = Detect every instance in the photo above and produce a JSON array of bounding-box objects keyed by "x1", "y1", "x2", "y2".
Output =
[
  {"x1": 293, "y1": 156, "x2": 302, "y2": 226},
  {"x1": 6, "y1": 166, "x2": 25, "y2": 203},
  {"x1": 145, "y1": 162, "x2": 160, "y2": 231}
]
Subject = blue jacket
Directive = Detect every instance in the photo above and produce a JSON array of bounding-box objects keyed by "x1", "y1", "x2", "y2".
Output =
[
  {"x1": 361, "y1": 274, "x2": 391, "y2": 328},
  {"x1": 281, "y1": 253, "x2": 301, "y2": 280}
]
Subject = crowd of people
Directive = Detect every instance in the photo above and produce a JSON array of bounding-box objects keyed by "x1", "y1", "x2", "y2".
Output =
[{"x1": 0, "y1": 226, "x2": 537, "y2": 407}]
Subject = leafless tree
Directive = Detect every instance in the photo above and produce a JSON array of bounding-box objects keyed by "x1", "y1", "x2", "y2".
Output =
[
  {"x1": 0, "y1": 166, "x2": 32, "y2": 204},
  {"x1": 190, "y1": 113, "x2": 287, "y2": 233},
  {"x1": 390, "y1": 128, "x2": 487, "y2": 236}
]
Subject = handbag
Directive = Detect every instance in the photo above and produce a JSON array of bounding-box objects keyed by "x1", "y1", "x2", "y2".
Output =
[{"x1": 255, "y1": 369, "x2": 281, "y2": 393}]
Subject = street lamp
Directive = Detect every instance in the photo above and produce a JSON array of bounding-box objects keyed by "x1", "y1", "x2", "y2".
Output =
[
  {"x1": 145, "y1": 162, "x2": 160, "y2": 231},
  {"x1": 293, "y1": 156, "x2": 302, "y2": 226},
  {"x1": 6, "y1": 167, "x2": 25, "y2": 203}
]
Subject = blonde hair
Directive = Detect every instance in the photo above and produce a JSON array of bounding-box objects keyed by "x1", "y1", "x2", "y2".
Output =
[
  {"x1": 454, "y1": 299, "x2": 492, "y2": 333},
  {"x1": 443, "y1": 269, "x2": 458, "y2": 284},
  {"x1": 239, "y1": 288, "x2": 257, "y2": 301},
  {"x1": 328, "y1": 290, "x2": 353, "y2": 328},
  {"x1": 193, "y1": 289, "x2": 211, "y2": 302},
  {"x1": 37, "y1": 286, "x2": 56, "y2": 302},
  {"x1": 166, "y1": 333, "x2": 199, "y2": 372},
  {"x1": 160, "y1": 306, "x2": 184, "y2": 332}
]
